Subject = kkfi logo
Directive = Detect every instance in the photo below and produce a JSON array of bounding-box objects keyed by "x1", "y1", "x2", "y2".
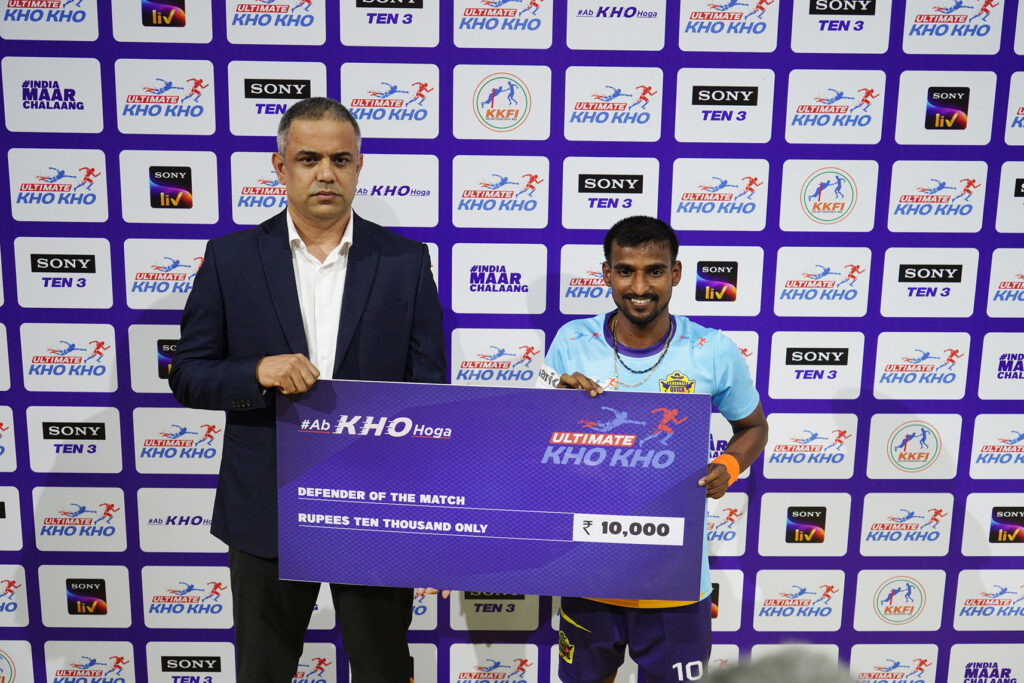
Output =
[
  {"x1": 791, "y1": 86, "x2": 880, "y2": 127},
  {"x1": 959, "y1": 584, "x2": 1024, "y2": 617},
  {"x1": 997, "y1": 353, "x2": 1024, "y2": 380},
  {"x1": 294, "y1": 655, "x2": 333, "y2": 680},
  {"x1": 232, "y1": 0, "x2": 317, "y2": 28},
  {"x1": 458, "y1": 0, "x2": 545, "y2": 30},
  {"x1": 563, "y1": 268, "x2": 609, "y2": 301},
  {"x1": 66, "y1": 578, "x2": 107, "y2": 615},
  {"x1": 142, "y1": 0, "x2": 185, "y2": 26},
  {"x1": 707, "y1": 506, "x2": 743, "y2": 542},
  {"x1": 696, "y1": 261, "x2": 738, "y2": 302},
  {"x1": 878, "y1": 347, "x2": 963, "y2": 388},
  {"x1": 16, "y1": 164, "x2": 102, "y2": 207},
  {"x1": 909, "y1": 0, "x2": 998, "y2": 35},
  {"x1": 569, "y1": 83, "x2": 658, "y2": 126},
  {"x1": 454, "y1": 658, "x2": 533, "y2": 682},
  {"x1": 123, "y1": 76, "x2": 209, "y2": 118},
  {"x1": 779, "y1": 262, "x2": 865, "y2": 302},
  {"x1": 893, "y1": 176, "x2": 980, "y2": 218},
  {"x1": 455, "y1": 344, "x2": 539, "y2": 382},
  {"x1": 457, "y1": 171, "x2": 543, "y2": 212},
  {"x1": 238, "y1": 168, "x2": 287, "y2": 211},
  {"x1": 866, "y1": 507, "x2": 947, "y2": 543},
  {"x1": 473, "y1": 73, "x2": 531, "y2": 132},
  {"x1": 140, "y1": 422, "x2": 221, "y2": 459},
  {"x1": 349, "y1": 80, "x2": 434, "y2": 123},
  {"x1": 683, "y1": 0, "x2": 775, "y2": 31},
  {"x1": 860, "y1": 657, "x2": 932, "y2": 680},
  {"x1": 924, "y1": 86, "x2": 969, "y2": 130},
  {"x1": 53, "y1": 654, "x2": 131, "y2": 681},
  {"x1": 676, "y1": 174, "x2": 762, "y2": 217},
  {"x1": 800, "y1": 167, "x2": 857, "y2": 224},
  {"x1": 20, "y1": 78, "x2": 84, "y2": 111},
  {"x1": 149, "y1": 166, "x2": 193, "y2": 209},
  {"x1": 41, "y1": 500, "x2": 120, "y2": 538},
  {"x1": 767, "y1": 427, "x2": 851, "y2": 466},
  {"x1": 543, "y1": 406, "x2": 688, "y2": 468},
  {"x1": 990, "y1": 507, "x2": 1024, "y2": 543},
  {"x1": 0, "y1": 646, "x2": 16, "y2": 683},
  {"x1": 873, "y1": 577, "x2": 926, "y2": 625},
  {"x1": 3, "y1": 0, "x2": 90, "y2": 25},
  {"x1": 975, "y1": 428, "x2": 1024, "y2": 467},
  {"x1": 887, "y1": 421, "x2": 942, "y2": 473},
  {"x1": 131, "y1": 255, "x2": 202, "y2": 296},
  {"x1": 149, "y1": 579, "x2": 228, "y2": 615},
  {"x1": 787, "y1": 506, "x2": 826, "y2": 543},
  {"x1": 992, "y1": 273, "x2": 1024, "y2": 305},
  {"x1": 28, "y1": 338, "x2": 111, "y2": 377}
]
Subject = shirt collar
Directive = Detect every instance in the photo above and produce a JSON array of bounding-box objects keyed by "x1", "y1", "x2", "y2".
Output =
[{"x1": 286, "y1": 209, "x2": 354, "y2": 258}]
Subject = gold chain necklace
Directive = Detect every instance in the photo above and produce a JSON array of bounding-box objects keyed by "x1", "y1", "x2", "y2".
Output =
[{"x1": 611, "y1": 313, "x2": 674, "y2": 389}]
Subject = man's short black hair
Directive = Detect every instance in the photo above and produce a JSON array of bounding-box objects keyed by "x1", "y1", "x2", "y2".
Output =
[
  {"x1": 603, "y1": 215, "x2": 679, "y2": 264},
  {"x1": 276, "y1": 97, "x2": 361, "y2": 156}
]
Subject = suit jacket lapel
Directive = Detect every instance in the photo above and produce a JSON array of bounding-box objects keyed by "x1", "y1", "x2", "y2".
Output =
[
  {"x1": 257, "y1": 212, "x2": 309, "y2": 356},
  {"x1": 334, "y1": 215, "x2": 378, "y2": 376}
]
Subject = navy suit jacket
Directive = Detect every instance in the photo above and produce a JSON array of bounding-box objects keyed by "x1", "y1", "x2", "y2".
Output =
[{"x1": 169, "y1": 210, "x2": 446, "y2": 557}]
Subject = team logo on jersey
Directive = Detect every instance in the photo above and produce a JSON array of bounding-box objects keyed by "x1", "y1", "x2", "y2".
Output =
[
  {"x1": 122, "y1": 75, "x2": 210, "y2": 118},
  {"x1": 779, "y1": 262, "x2": 865, "y2": 301},
  {"x1": 15, "y1": 163, "x2": 101, "y2": 207},
  {"x1": 659, "y1": 371, "x2": 696, "y2": 394},
  {"x1": 457, "y1": 171, "x2": 544, "y2": 212},
  {"x1": 676, "y1": 174, "x2": 762, "y2": 217},
  {"x1": 143, "y1": 0, "x2": 185, "y2": 26},
  {"x1": 455, "y1": 344, "x2": 539, "y2": 383},
  {"x1": 874, "y1": 576, "x2": 927, "y2": 625},
  {"x1": 991, "y1": 507, "x2": 1024, "y2": 543},
  {"x1": 767, "y1": 427, "x2": 852, "y2": 466},
  {"x1": 349, "y1": 79, "x2": 434, "y2": 121},
  {"x1": 51, "y1": 652, "x2": 132, "y2": 681},
  {"x1": 67, "y1": 577, "x2": 107, "y2": 615},
  {"x1": 473, "y1": 73, "x2": 531, "y2": 132},
  {"x1": 140, "y1": 422, "x2": 221, "y2": 460},
  {"x1": 886, "y1": 421, "x2": 942, "y2": 473},
  {"x1": 148, "y1": 578, "x2": 228, "y2": 615},
  {"x1": 563, "y1": 268, "x2": 609, "y2": 300},
  {"x1": 28, "y1": 338, "x2": 111, "y2": 375},
  {"x1": 800, "y1": 167, "x2": 857, "y2": 224}
]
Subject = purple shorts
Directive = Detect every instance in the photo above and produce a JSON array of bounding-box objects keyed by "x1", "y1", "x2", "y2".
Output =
[{"x1": 557, "y1": 597, "x2": 712, "y2": 683}]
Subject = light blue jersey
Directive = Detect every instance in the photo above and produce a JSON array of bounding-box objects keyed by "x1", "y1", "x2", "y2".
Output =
[{"x1": 544, "y1": 312, "x2": 760, "y2": 605}]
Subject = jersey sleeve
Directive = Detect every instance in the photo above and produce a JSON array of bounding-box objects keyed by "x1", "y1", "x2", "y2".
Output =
[
  {"x1": 536, "y1": 323, "x2": 574, "y2": 389},
  {"x1": 710, "y1": 332, "x2": 760, "y2": 421}
]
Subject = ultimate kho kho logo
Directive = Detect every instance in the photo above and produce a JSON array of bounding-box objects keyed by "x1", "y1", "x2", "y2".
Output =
[
  {"x1": 541, "y1": 405, "x2": 689, "y2": 469},
  {"x1": 474, "y1": 72, "x2": 531, "y2": 132}
]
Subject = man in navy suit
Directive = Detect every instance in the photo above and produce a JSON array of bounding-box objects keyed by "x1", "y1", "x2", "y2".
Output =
[{"x1": 170, "y1": 98, "x2": 446, "y2": 682}]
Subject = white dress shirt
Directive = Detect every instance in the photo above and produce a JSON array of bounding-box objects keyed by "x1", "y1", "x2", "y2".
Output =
[{"x1": 286, "y1": 210, "x2": 353, "y2": 378}]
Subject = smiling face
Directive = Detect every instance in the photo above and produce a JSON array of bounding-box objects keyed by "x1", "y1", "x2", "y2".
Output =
[
  {"x1": 272, "y1": 116, "x2": 362, "y2": 231},
  {"x1": 602, "y1": 240, "x2": 682, "y2": 330}
]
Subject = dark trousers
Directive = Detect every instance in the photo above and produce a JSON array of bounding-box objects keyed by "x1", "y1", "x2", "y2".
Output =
[{"x1": 229, "y1": 547, "x2": 414, "y2": 683}]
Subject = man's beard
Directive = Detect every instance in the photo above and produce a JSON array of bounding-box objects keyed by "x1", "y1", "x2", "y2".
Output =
[{"x1": 618, "y1": 295, "x2": 664, "y2": 327}]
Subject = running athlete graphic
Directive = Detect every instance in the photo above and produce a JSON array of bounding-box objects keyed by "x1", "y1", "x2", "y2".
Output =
[
  {"x1": 169, "y1": 581, "x2": 202, "y2": 596},
  {"x1": 105, "y1": 656, "x2": 130, "y2": 676},
  {"x1": 814, "y1": 584, "x2": 838, "y2": 605},
  {"x1": 921, "y1": 508, "x2": 947, "y2": 529},
  {"x1": 161, "y1": 424, "x2": 199, "y2": 439},
  {"x1": 917, "y1": 178, "x2": 955, "y2": 195},
  {"x1": 715, "y1": 507, "x2": 743, "y2": 529},
  {"x1": 47, "y1": 341, "x2": 86, "y2": 356},
  {"x1": 934, "y1": 0, "x2": 973, "y2": 13},
  {"x1": 369, "y1": 82, "x2": 408, "y2": 99},
  {"x1": 981, "y1": 585, "x2": 1013, "y2": 599},
  {"x1": 909, "y1": 659, "x2": 933, "y2": 678},
  {"x1": 144, "y1": 78, "x2": 183, "y2": 95},
  {"x1": 745, "y1": 0, "x2": 773, "y2": 19},
  {"x1": 814, "y1": 88, "x2": 855, "y2": 106},
  {"x1": 889, "y1": 509, "x2": 924, "y2": 524},
  {"x1": 581, "y1": 406, "x2": 645, "y2": 433},
  {"x1": 306, "y1": 657, "x2": 331, "y2": 678},
  {"x1": 791, "y1": 430, "x2": 828, "y2": 445},
  {"x1": 153, "y1": 257, "x2": 190, "y2": 273},
  {"x1": 37, "y1": 167, "x2": 76, "y2": 183},
  {"x1": 802, "y1": 265, "x2": 840, "y2": 281},
  {"x1": 827, "y1": 429, "x2": 851, "y2": 451},
  {"x1": 519, "y1": 0, "x2": 543, "y2": 16},
  {"x1": 476, "y1": 659, "x2": 511, "y2": 673},
  {"x1": 735, "y1": 176, "x2": 762, "y2": 200},
  {"x1": 708, "y1": 0, "x2": 748, "y2": 10},
  {"x1": 593, "y1": 85, "x2": 630, "y2": 102},
  {"x1": 630, "y1": 85, "x2": 658, "y2": 110},
  {"x1": 510, "y1": 659, "x2": 533, "y2": 679},
  {"x1": 739, "y1": 347, "x2": 753, "y2": 358},
  {"x1": 700, "y1": 177, "x2": 738, "y2": 193},
  {"x1": 0, "y1": 579, "x2": 21, "y2": 601},
  {"x1": 258, "y1": 175, "x2": 282, "y2": 187},
  {"x1": 292, "y1": 0, "x2": 312, "y2": 12},
  {"x1": 937, "y1": 348, "x2": 963, "y2": 370},
  {"x1": 999, "y1": 430, "x2": 1024, "y2": 445},
  {"x1": 839, "y1": 263, "x2": 865, "y2": 287},
  {"x1": 480, "y1": 173, "x2": 518, "y2": 190},
  {"x1": 850, "y1": 87, "x2": 879, "y2": 112},
  {"x1": 85, "y1": 340, "x2": 110, "y2": 363},
  {"x1": 953, "y1": 178, "x2": 981, "y2": 202},
  {"x1": 970, "y1": 0, "x2": 998, "y2": 20},
  {"x1": 640, "y1": 407, "x2": 687, "y2": 446},
  {"x1": 478, "y1": 346, "x2": 517, "y2": 362},
  {"x1": 405, "y1": 81, "x2": 433, "y2": 107},
  {"x1": 74, "y1": 167, "x2": 101, "y2": 192},
  {"x1": 197, "y1": 423, "x2": 221, "y2": 446},
  {"x1": 516, "y1": 173, "x2": 543, "y2": 198},
  {"x1": 181, "y1": 77, "x2": 209, "y2": 103},
  {"x1": 780, "y1": 585, "x2": 815, "y2": 599},
  {"x1": 95, "y1": 502, "x2": 119, "y2": 524},
  {"x1": 901, "y1": 583, "x2": 916, "y2": 603},
  {"x1": 513, "y1": 345, "x2": 539, "y2": 368},
  {"x1": 72, "y1": 656, "x2": 101, "y2": 670},
  {"x1": 902, "y1": 349, "x2": 941, "y2": 364},
  {"x1": 203, "y1": 581, "x2": 227, "y2": 602},
  {"x1": 60, "y1": 503, "x2": 96, "y2": 518},
  {"x1": 504, "y1": 80, "x2": 519, "y2": 106},
  {"x1": 875, "y1": 659, "x2": 910, "y2": 674}
]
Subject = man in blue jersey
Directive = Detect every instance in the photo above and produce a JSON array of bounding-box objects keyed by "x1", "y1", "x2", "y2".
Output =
[{"x1": 542, "y1": 215, "x2": 768, "y2": 683}]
